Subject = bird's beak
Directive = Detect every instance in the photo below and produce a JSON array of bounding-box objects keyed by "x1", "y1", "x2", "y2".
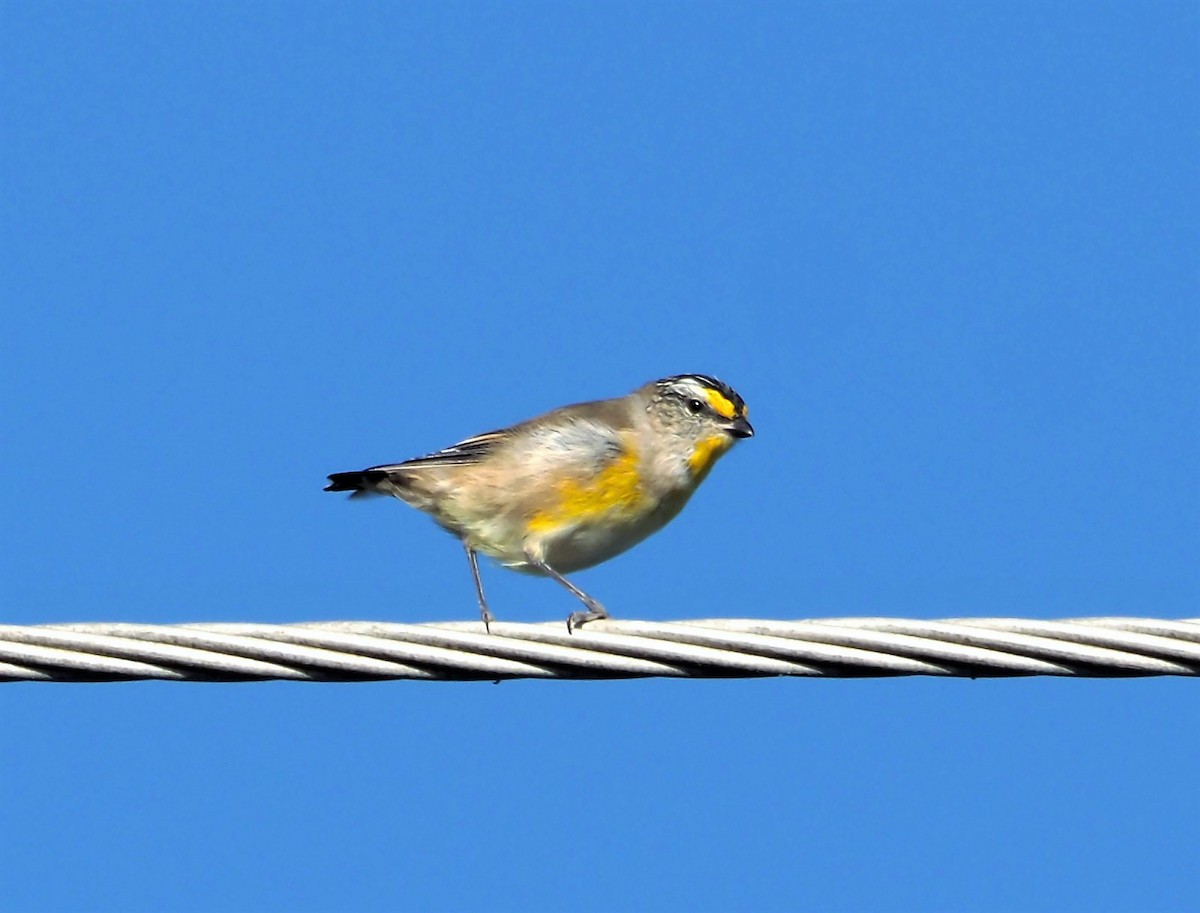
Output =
[{"x1": 727, "y1": 416, "x2": 754, "y2": 439}]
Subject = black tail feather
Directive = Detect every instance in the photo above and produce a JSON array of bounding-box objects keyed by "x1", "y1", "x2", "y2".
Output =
[
  {"x1": 325, "y1": 471, "x2": 368, "y2": 492},
  {"x1": 324, "y1": 468, "x2": 406, "y2": 493}
]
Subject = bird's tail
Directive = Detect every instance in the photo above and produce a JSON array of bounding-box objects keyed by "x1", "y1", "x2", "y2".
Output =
[
  {"x1": 324, "y1": 466, "x2": 413, "y2": 499},
  {"x1": 325, "y1": 471, "x2": 374, "y2": 492}
]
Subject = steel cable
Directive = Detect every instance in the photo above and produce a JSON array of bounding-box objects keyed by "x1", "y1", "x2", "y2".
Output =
[{"x1": 2, "y1": 617, "x2": 1198, "y2": 682}]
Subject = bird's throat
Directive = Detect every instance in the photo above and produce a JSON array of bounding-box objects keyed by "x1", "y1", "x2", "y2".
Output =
[{"x1": 687, "y1": 434, "x2": 733, "y2": 481}]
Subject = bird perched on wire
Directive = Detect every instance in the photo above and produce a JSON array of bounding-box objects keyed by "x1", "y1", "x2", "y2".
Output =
[{"x1": 325, "y1": 374, "x2": 753, "y2": 632}]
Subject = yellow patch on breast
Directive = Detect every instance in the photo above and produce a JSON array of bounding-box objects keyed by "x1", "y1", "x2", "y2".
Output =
[
  {"x1": 704, "y1": 388, "x2": 738, "y2": 419},
  {"x1": 687, "y1": 434, "x2": 734, "y2": 480},
  {"x1": 528, "y1": 445, "x2": 646, "y2": 532}
]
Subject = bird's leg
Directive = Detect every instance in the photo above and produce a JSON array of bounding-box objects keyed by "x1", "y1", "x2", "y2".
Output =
[
  {"x1": 463, "y1": 543, "x2": 494, "y2": 633},
  {"x1": 523, "y1": 550, "x2": 609, "y2": 634}
]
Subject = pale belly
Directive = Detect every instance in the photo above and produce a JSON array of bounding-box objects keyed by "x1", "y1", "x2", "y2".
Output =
[
  {"x1": 470, "y1": 490, "x2": 693, "y2": 574},
  {"x1": 531, "y1": 506, "x2": 676, "y2": 573}
]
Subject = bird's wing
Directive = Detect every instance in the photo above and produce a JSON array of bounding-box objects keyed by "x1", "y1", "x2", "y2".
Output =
[
  {"x1": 325, "y1": 430, "x2": 513, "y2": 495},
  {"x1": 376, "y1": 429, "x2": 510, "y2": 470}
]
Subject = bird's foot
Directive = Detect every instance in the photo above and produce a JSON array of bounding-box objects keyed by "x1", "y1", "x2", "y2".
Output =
[{"x1": 566, "y1": 601, "x2": 609, "y2": 635}]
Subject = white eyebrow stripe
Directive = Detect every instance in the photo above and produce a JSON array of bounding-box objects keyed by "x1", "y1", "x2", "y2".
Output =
[{"x1": 657, "y1": 375, "x2": 745, "y2": 414}]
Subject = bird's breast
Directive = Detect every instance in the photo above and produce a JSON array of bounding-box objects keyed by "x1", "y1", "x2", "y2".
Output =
[
  {"x1": 527, "y1": 446, "x2": 646, "y2": 534},
  {"x1": 516, "y1": 439, "x2": 693, "y2": 573}
]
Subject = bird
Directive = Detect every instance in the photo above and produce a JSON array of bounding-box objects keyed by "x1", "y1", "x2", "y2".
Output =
[{"x1": 325, "y1": 374, "x2": 753, "y2": 632}]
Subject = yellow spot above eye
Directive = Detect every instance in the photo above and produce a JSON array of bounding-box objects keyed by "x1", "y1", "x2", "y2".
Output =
[
  {"x1": 528, "y1": 444, "x2": 645, "y2": 532},
  {"x1": 687, "y1": 434, "x2": 733, "y2": 480},
  {"x1": 704, "y1": 388, "x2": 737, "y2": 419}
]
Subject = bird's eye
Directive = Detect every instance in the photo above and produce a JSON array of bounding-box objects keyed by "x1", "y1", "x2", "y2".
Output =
[{"x1": 687, "y1": 398, "x2": 705, "y2": 415}]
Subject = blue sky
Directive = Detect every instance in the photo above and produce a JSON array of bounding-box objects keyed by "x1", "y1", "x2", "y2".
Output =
[{"x1": 3, "y1": 3, "x2": 1197, "y2": 910}]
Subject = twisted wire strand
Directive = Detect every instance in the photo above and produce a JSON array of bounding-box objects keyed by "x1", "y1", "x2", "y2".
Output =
[{"x1": 1, "y1": 617, "x2": 1198, "y2": 682}]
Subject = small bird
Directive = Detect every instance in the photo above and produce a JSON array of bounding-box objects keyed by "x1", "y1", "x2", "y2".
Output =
[{"x1": 325, "y1": 374, "x2": 753, "y2": 632}]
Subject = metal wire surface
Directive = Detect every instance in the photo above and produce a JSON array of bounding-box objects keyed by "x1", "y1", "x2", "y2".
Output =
[{"x1": 1, "y1": 617, "x2": 1198, "y2": 682}]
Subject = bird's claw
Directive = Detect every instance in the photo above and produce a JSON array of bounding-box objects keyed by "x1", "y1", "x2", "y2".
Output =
[{"x1": 566, "y1": 604, "x2": 609, "y2": 635}]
